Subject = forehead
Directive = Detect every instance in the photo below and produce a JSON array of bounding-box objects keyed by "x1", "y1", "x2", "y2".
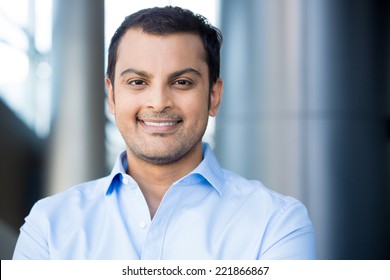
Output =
[{"x1": 115, "y1": 28, "x2": 207, "y2": 72}]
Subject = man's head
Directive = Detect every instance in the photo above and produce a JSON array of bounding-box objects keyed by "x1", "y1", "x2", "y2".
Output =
[
  {"x1": 105, "y1": 6, "x2": 223, "y2": 167},
  {"x1": 106, "y1": 6, "x2": 222, "y2": 90}
]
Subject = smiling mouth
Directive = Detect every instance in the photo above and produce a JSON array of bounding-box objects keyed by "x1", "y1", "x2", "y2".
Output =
[
  {"x1": 143, "y1": 121, "x2": 180, "y2": 127},
  {"x1": 137, "y1": 117, "x2": 183, "y2": 133}
]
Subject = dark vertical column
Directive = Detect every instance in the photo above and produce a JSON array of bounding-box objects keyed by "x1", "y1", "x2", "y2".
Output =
[{"x1": 305, "y1": 0, "x2": 389, "y2": 259}]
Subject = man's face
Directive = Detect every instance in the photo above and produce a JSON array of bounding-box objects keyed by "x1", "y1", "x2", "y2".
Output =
[{"x1": 106, "y1": 28, "x2": 222, "y2": 165}]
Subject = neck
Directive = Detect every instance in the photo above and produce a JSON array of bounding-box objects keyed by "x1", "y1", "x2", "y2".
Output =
[{"x1": 126, "y1": 142, "x2": 203, "y2": 218}]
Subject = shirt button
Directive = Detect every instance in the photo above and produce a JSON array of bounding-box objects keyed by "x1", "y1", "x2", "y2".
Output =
[
  {"x1": 139, "y1": 221, "x2": 147, "y2": 229},
  {"x1": 122, "y1": 177, "x2": 130, "y2": 185}
]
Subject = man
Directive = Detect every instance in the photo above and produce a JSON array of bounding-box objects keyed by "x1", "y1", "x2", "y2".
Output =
[{"x1": 13, "y1": 6, "x2": 316, "y2": 259}]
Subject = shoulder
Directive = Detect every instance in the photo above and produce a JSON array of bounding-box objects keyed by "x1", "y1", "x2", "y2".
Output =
[
  {"x1": 31, "y1": 176, "x2": 111, "y2": 220},
  {"x1": 221, "y1": 169, "x2": 310, "y2": 224},
  {"x1": 222, "y1": 169, "x2": 299, "y2": 206},
  {"x1": 221, "y1": 169, "x2": 315, "y2": 258}
]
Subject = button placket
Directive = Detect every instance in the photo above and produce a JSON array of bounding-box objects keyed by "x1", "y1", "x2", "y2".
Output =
[
  {"x1": 140, "y1": 185, "x2": 183, "y2": 259},
  {"x1": 138, "y1": 221, "x2": 147, "y2": 229}
]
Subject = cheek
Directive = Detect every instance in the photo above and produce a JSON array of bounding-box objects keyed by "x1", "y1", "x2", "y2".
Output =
[
  {"x1": 178, "y1": 91, "x2": 209, "y2": 111},
  {"x1": 113, "y1": 96, "x2": 139, "y2": 121},
  {"x1": 187, "y1": 102, "x2": 210, "y2": 124}
]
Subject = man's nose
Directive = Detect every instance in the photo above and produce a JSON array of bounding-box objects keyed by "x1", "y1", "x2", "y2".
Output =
[{"x1": 146, "y1": 84, "x2": 174, "y2": 112}]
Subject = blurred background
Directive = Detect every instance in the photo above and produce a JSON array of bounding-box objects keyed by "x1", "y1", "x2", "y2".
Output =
[{"x1": 0, "y1": 0, "x2": 388, "y2": 259}]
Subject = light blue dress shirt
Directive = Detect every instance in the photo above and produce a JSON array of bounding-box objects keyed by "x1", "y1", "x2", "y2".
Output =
[{"x1": 13, "y1": 143, "x2": 316, "y2": 259}]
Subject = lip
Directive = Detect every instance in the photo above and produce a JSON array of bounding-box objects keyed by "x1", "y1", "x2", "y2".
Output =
[{"x1": 138, "y1": 119, "x2": 182, "y2": 134}]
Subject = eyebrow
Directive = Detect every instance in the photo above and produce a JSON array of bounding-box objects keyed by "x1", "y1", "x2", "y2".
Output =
[
  {"x1": 120, "y1": 68, "x2": 151, "y2": 78},
  {"x1": 119, "y1": 67, "x2": 202, "y2": 80},
  {"x1": 168, "y1": 68, "x2": 202, "y2": 80}
]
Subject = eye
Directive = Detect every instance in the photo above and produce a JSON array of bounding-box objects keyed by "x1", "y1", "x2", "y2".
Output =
[
  {"x1": 173, "y1": 79, "x2": 193, "y2": 87},
  {"x1": 128, "y1": 79, "x2": 147, "y2": 86}
]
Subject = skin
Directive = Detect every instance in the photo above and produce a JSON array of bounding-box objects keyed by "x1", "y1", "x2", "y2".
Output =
[{"x1": 106, "y1": 28, "x2": 223, "y2": 218}]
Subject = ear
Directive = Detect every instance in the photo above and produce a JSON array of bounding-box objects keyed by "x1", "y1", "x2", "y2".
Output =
[
  {"x1": 209, "y1": 78, "x2": 223, "y2": 117},
  {"x1": 105, "y1": 77, "x2": 116, "y2": 115}
]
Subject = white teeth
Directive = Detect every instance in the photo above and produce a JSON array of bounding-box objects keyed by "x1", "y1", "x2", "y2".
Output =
[{"x1": 143, "y1": 121, "x2": 177, "y2": 127}]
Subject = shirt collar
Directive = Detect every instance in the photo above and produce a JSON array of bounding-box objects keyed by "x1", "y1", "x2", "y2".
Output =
[
  {"x1": 184, "y1": 142, "x2": 225, "y2": 195},
  {"x1": 104, "y1": 151, "x2": 131, "y2": 195},
  {"x1": 105, "y1": 142, "x2": 225, "y2": 196}
]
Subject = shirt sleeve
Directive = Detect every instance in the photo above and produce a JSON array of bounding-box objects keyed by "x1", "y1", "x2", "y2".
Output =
[
  {"x1": 258, "y1": 201, "x2": 316, "y2": 260},
  {"x1": 12, "y1": 201, "x2": 50, "y2": 260}
]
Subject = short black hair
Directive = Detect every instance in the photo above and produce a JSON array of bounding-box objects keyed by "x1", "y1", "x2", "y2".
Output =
[{"x1": 106, "y1": 6, "x2": 223, "y2": 89}]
